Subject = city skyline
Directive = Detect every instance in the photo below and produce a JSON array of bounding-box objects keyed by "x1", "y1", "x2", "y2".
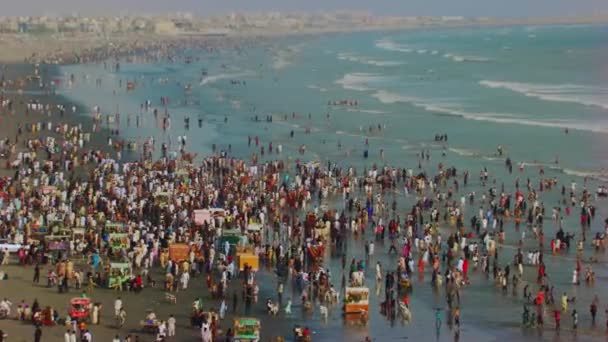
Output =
[{"x1": 5, "y1": 0, "x2": 608, "y2": 18}]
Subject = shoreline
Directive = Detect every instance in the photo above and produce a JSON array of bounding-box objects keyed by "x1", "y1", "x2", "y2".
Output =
[
  {"x1": 1, "y1": 17, "x2": 607, "y2": 64},
  {"x1": 0, "y1": 62, "x2": 132, "y2": 179},
  {"x1": 0, "y1": 23, "x2": 607, "y2": 342}
]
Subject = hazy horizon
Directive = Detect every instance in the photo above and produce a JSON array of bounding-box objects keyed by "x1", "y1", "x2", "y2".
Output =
[{"x1": 4, "y1": 0, "x2": 608, "y2": 18}]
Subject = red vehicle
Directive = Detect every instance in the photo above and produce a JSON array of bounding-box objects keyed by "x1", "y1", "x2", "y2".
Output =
[{"x1": 69, "y1": 298, "x2": 91, "y2": 321}]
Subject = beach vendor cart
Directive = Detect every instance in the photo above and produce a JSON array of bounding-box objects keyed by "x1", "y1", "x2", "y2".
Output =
[
  {"x1": 105, "y1": 222, "x2": 127, "y2": 233},
  {"x1": 44, "y1": 235, "x2": 69, "y2": 259},
  {"x1": 233, "y1": 317, "x2": 261, "y2": 342},
  {"x1": 107, "y1": 233, "x2": 130, "y2": 251},
  {"x1": 219, "y1": 229, "x2": 242, "y2": 255},
  {"x1": 69, "y1": 298, "x2": 92, "y2": 322},
  {"x1": 194, "y1": 208, "x2": 226, "y2": 227},
  {"x1": 238, "y1": 251, "x2": 259, "y2": 273},
  {"x1": 343, "y1": 287, "x2": 370, "y2": 317},
  {"x1": 107, "y1": 262, "x2": 131, "y2": 290},
  {"x1": 168, "y1": 243, "x2": 190, "y2": 262},
  {"x1": 140, "y1": 317, "x2": 160, "y2": 334}
]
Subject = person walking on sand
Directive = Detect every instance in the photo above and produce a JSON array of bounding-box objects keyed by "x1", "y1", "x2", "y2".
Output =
[
  {"x1": 114, "y1": 297, "x2": 122, "y2": 318},
  {"x1": 34, "y1": 325, "x2": 42, "y2": 342},
  {"x1": 82, "y1": 329, "x2": 92, "y2": 342},
  {"x1": 117, "y1": 308, "x2": 127, "y2": 328},
  {"x1": 33, "y1": 263, "x2": 40, "y2": 284},
  {"x1": 220, "y1": 300, "x2": 227, "y2": 319},
  {"x1": 168, "y1": 314, "x2": 176, "y2": 337}
]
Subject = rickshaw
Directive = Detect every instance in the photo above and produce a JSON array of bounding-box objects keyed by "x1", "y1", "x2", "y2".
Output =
[
  {"x1": 69, "y1": 298, "x2": 91, "y2": 322},
  {"x1": 234, "y1": 317, "x2": 261, "y2": 342}
]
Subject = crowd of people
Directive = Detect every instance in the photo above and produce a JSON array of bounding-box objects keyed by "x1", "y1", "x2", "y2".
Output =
[{"x1": 0, "y1": 37, "x2": 607, "y2": 342}]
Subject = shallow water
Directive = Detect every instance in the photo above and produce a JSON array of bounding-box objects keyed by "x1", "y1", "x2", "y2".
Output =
[{"x1": 57, "y1": 24, "x2": 608, "y2": 341}]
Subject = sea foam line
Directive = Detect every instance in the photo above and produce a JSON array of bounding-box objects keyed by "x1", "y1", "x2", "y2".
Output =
[{"x1": 480, "y1": 80, "x2": 608, "y2": 110}]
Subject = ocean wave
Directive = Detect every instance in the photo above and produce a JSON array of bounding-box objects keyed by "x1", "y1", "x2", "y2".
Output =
[
  {"x1": 346, "y1": 108, "x2": 388, "y2": 115},
  {"x1": 421, "y1": 103, "x2": 608, "y2": 133},
  {"x1": 375, "y1": 38, "x2": 412, "y2": 53},
  {"x1": 337, "y1": 52, "x2": 404, "y2": 67},
  {"x1": 273, "y1": 57, "x2": 290, "y2": 70},
  {"x1": 443, "y1": 53, "x2": 492, "y2": 63},
  {"x1": 307, "y1": 84, "x2": 328, "y2": 92},
  {"x1": 335, "y1": 73, "x2": 390, "y2": 92},
  {"x1": 372, "y1": 90, "x2": 608, "y2": 133},
  {"x1": 372, "y1": 90, "x2": 415, "y2": 104},
  {"x1": 448, "y1": 147, "x2": 479, "y2": 157},
  {"x1": 200, "y1": 72, "x2": 251, "y2": 85},
  {"x1": 479, "y1": 80, "x2": 608, "y2": 110},
  {"x1": 561, "y1": 169, "x2": 608, "y2": 182}
]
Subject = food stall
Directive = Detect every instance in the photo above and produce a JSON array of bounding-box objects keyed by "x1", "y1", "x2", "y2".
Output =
[
  {"x1": 108, "y1": 233, "x2": 130, "y2": 251},
  {"x1": 168, "y1": 243, "x2": 190, "y2": 262},
  {"x1": 233, "y1": 317, "x2": 261, "y2": 342},
  {"x1": 219, "y1": 229, "x2": 242, "y2": 250},
  {"x1": 343, "y1": 287, "x2": 370, "y2": 315},
  {"x1": 193, "y1": 208, "x2": 226, "y2": 227},
  {"x1": 107, "y1": 262, "x2": 132, "y2": 290},
  {"x1": 238, "y1": 252, "x2": 259, "y2": 272}
]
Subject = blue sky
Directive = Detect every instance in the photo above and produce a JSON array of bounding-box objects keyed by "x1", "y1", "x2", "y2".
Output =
[{"x1": 6, "y1": 0, "x2": 608, "y2": 17}]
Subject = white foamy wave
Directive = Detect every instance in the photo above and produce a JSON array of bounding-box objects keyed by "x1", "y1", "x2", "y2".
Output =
[
  {"x1": 479, "y1": 80, "x2": 608, "y2": 110},
  {"x1": 307, "y1": 85, "x2": 328, "y2": 92},
  {"x1": 337, "y1": 52, "x2": 404, "y2": 67},
  {"x1": 346, "y1": 108, "x2": 388, "y2": 115},
  {"x1": 200, "y1": 72, "x2": 251, "y2": 85},
  {"x1": 375, "y1": 38, "x2": 412, "y2": 53},
  {"x1": 272, "y1": 45, "x2": 303, "y2": 70},
  {"x1": 372, "y1": 90, "x2": 414, "y2": 104},
  {"x1": 562, "y1": 169, "x2": 608, "y2": 182},
  {"x1": 448, "y1": 148, "x2": 479, "y2": 157},
  {"x1": 372, "y1": 89, "x2": 608, "y2": 133},
  {"x1": 443, "y1": 53, "x2": 492, "y2": 63},
  {"x1": 421, "y1": 103, "x2": 608, "y2": 133},
  {"x1": 335, "y1": 73, "x2": 389, "y2": 92},
  {"x1": 273, "y1": 58, "x2": 290, "y2": 70},
  {"x1": 369, "y1": 60, "x2": 405, "y2": 67}
]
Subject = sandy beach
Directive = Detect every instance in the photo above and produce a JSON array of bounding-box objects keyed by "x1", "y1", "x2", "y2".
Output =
[{"x1": 0, "y1": 18, "x2": 608, "y2": 342}]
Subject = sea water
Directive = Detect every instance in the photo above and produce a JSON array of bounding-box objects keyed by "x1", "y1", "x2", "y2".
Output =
[{"x1": 58, "y1": 24, "x2": 608, "y2": 341}]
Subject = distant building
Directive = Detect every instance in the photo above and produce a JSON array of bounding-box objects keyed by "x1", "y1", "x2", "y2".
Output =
[
  {"x1": 18, "y1": 22, "x2": 28, "y2": 33},
  {"x1": 441, "y1": 16, "x2": 465, "y2": 21},
  {"x1": 154, "y1": 19, "x2": 177, "y2": 35}
]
